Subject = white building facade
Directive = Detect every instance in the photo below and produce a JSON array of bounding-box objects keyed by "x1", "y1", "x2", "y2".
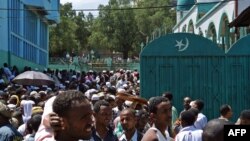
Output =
[{"x1": 173, "y1": 0, "x2": 250, "y2": 52}]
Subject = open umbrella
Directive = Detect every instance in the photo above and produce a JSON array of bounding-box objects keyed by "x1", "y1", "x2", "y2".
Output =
[
  {"x1": 116, "y1": 92, "x2": 135, "y2": 101},
  {"x1": 129, "y1": 96, "x2": 148, "y2": 105},
  {"x1": 116, "y1": 92, "x2": 148, "y2": 105},
  {"x1": 12, "y1": 71, "x2": 55, "y2": 86},
  {"x1": 229, "y1": 6, "x2": 250, "y2": 27}
]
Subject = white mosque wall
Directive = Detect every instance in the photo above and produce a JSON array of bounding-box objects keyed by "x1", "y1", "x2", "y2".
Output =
[
  {"x1": 173, "y1": 0, "x2": 236, "y2": 39},
  {"x1": 196, "y1": 1, "x2": 234, "y2": 38}
]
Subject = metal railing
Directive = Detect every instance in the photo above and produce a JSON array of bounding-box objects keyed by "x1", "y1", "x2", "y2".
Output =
[{"x1": 49, "y1": 57, "x2": 140, "y2": 71}]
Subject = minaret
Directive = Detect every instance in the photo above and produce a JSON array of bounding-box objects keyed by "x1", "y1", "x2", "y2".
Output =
[{"x1": 176, "y1": 0, "x2": 195, "y2": 23}]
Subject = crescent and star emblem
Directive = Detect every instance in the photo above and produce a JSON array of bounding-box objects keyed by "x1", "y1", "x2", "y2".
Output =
[{"x1": 175, "y1": 38, "x2": 189, "y2": 52}]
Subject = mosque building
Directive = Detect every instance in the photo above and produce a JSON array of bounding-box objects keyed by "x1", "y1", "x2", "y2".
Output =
[{"x1": 173, "y1": 0, "x2": 250, "y2": 52}]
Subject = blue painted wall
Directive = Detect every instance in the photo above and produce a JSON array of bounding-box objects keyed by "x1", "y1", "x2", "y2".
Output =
[
  {"x1": 0, "y1": 0, "x2": 60, "y2": 69},
  {"x1": 47, "y1": 0, "x2": 60, "y2": 23},
  {"x1": 0, "y1": 0, "x2": 8, "y2": 51}
]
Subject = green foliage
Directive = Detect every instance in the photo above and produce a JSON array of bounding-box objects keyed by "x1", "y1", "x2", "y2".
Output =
[{"x1": 49, "y1": 0, "x2": 176, "y2": 59}]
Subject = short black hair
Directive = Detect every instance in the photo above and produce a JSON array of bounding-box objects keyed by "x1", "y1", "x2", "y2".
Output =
[
  {"x1": 219, "y1": 104, "x2": 231, "y2": 116},
  {"x1": 195, "y1": 99, "x2": 204, "y2": 111},
  {"x1": 93, "y1": 100, "x2": 110, "y2": 113},
  {"x1": 135, "y1": 109, "x2": 148, "y2": 118},
  {"x1": 53, "y1": 90, "x2": 88, "y2": 117},
  {"x1": 240, "y1": 109, "x2": 250, "y2": 120},
  {"x1": 181, "y1": 110, "x2": 196, "y2": 126},
  {"x1": 30, "y1": 114, "x2": 42, "y2": 132},
  {"x1": 121, "y1": 108, "x2": 136, "y2": 117},
  {"x1": 202, "y1": 119, "x2": 233, "y2": 141},
  {"x1": 148, "y1": 96, "x2": 170, "y2": 114},
  {"x1": 162, "y1": 91, "x2": 173, "y2": 101},
  {"x1": 188, "y1": 108, "x2": 199, "y2": 117}
]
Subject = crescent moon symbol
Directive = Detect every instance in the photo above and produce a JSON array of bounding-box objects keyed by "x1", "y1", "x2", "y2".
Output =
[{"x1": 179, "y1": 38, "x2": 189, "y2": 52}]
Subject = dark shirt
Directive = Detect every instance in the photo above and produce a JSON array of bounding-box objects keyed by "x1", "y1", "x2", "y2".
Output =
[
  {"x1": 92, "y1": 126, "x2": 118, "y2": 141},
  {"x1": 0, "y1": 123, "x2": 23, "y2": 141}
]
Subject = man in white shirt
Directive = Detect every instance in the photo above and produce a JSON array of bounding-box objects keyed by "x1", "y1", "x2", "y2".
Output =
[
  {"x1": 141, "y1": 96, "x2": 173, "y2": 141},
  {"x1": 191, "y1": 100, "x2": 207, "y2": 130},
  {"x1": 175, "y1": 110, "x2": 203, "y2": 141}
]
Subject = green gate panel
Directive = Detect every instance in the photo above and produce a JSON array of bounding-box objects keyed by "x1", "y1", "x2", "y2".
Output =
[
  {"x1": 140, "y1": 33, "x2": 226, "y2": 121},
  {"x1": 225, "y1": 34, "x2": 250, "y2": 122},
  {"x1": 140, "y1": 33, "x2": 250, "y2": 121},
  {"x1": 227, "y1": 35, "x2": 250, "y2": 55},
  {"x1": 141, "y1": 33, "x2": 224, "y2": 56}
]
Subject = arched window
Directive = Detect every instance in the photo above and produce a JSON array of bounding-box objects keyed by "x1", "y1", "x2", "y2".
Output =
[
  {"x1": 207, "y1": 23, "x2": 217, "y2": 43},
  {"x1": 219, "y1": 13, "x2": 231, "y2": 51},
  {"x1": 188, "y1": 20, "x2": 194, "y2": 33},
  {"x1": 182, "y1": 25, "x2": 187, "y2": 33}
]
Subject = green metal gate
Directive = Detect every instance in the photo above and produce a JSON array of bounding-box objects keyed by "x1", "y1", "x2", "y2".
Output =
[{"x1": 140, "y1": 33, "x2": 250, "y2": 121}]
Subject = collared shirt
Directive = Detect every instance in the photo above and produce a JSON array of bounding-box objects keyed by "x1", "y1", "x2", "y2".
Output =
[
  {"x1": 92, "y1": 126, "x2": 118, "y2": 141},
  {"x1": 175, "y1": 125, "x2": 203, "y2": 141},
  {"x1": 119, "y1": 130, "x2": 138, "y2": 141},
  {"x1": 194, "y1": 113, "x2": 207, "y2": 130}
]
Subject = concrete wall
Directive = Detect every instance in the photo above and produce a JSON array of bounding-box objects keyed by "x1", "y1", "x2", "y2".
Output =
[{"x1": 0, "y1": 50, "x2": 45, "y2": 71}]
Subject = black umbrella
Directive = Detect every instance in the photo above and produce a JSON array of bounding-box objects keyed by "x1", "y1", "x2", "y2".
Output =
[
  {"x1": 12, "y1": 71, "x2": 55, "y2": 86},
  {"x1": 229, "y1": 6, "x2": 250, "y2": 27}
]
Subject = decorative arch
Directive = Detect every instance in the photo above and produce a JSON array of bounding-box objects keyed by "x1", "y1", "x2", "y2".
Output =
[
  {"x1": 182, "y1": 25, "x2": 187, "y2": 33},
  {"x1": 207, "y1": 22, "x2": 217, "y2": 43},
  {"x1": 218, "y1": 12, "x2": 231, "y2": 51},
  {"x1": 188, "y1": 20, "x2": 194, "y2": 33}
]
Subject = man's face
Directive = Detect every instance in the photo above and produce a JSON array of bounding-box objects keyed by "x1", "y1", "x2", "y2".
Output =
[
  {"x1": 183, "y1": 98, "x2": 191, "y2": 110},
  {"x1": 136, "y1": 115, "x2": 148, "y2": 132},
  {"x1": 115, "y1": 98, "x2": 125, "y2": 107},
  {"x1": 64, "y1": 101, "x2": 94, "y2": 140},
  {"x1": 120, "y1": 110, "x2": 136, "y2": 131},
  {"x1": 155, "y1": 101, "x2": 172, "y2": 126},
  {"x1": 95, "y1": 105, "x2": 112, "y2": 126},
  {"x1": 226, "y1": 108, "x2": 233, "y2": 119}
]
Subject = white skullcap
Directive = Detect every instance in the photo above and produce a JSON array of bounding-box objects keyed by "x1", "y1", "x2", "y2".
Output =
[
  {"x1": 108, "y1": 95, "x2": 116, "y2": 100},
  {"x1": 122, "y1": 84, "x2": 128, "y2": 88},
  {"x1": 91, "y1": 94, "x2": 100, "y2": 101},
  {"x1": 117, "y1": 88, "x2": 126, "y2": 93},
  {"x1": 30, "y1": 91, "x2": 38, "y2": 96},
  {"x1": 106, "y1": 82, "x2": 111, "y2": 87}
]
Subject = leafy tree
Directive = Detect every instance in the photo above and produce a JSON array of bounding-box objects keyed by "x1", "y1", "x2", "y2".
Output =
[
  {"x1": 49, "y1": 0, "x2": 176, "y2": 59},
  {"x1": 90, "y1": 0, "x2": 139, "y2": 59},
  {"x1": 49, "y1": 3, "x2": 78, "y2": 57},
  {"x1": 135, "y1": 0, "x2": 176, "y2": 44},
  {"x1": 74, "y1": 11, "x2": 91, "y2": 53}
]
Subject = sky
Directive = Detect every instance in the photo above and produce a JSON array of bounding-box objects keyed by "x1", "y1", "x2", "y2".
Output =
[{"x1": 60, "y1": 0, "x2": 109, "y2": 17}]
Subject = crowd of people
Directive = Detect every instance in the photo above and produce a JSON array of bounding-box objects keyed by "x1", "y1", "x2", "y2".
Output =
[{"x1": 0, "y1": 63, "x2": 250, "y2": 141}]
